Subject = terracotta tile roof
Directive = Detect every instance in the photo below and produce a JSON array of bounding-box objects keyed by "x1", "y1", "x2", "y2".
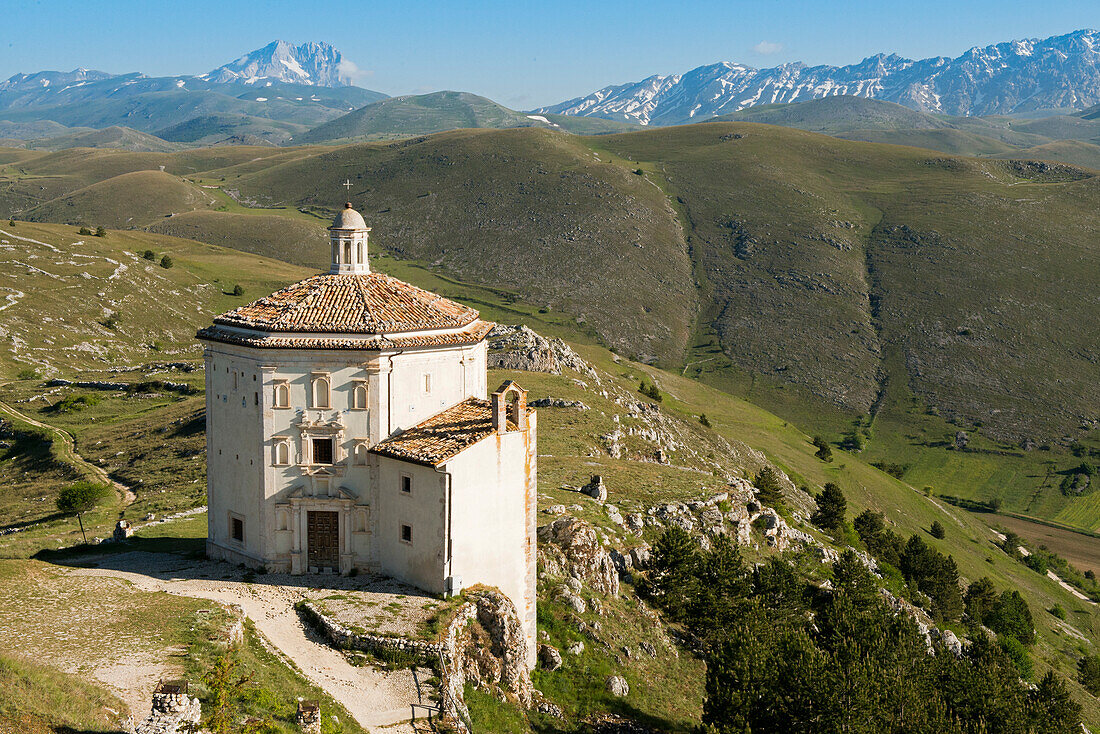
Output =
[
  {"x1": 196, "y1": 319, "x2": 494, "y2": 351},
  {"x1": 212, "y1": 272, "x2": 479, "y2": 334},
  {"x1": 370, "y1": 398, "x2": 520, "y2": 466}
]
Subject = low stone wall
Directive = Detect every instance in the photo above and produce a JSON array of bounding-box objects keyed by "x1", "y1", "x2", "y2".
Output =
[{"x1": 297, "y1": 600, "x2": 443, "y2": 661}]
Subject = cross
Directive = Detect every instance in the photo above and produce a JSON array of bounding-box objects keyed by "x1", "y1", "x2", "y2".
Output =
[{"x1": 342, "y1": 179, "x2": 352, "y2": 192}]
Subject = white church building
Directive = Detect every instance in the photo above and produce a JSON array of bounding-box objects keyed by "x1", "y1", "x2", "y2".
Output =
[{"x1": 197, "y1": 203, "x2": 537, "y2": 662}]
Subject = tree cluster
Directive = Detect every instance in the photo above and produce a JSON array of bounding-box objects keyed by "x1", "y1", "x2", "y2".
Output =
[
  {"x1": 638, "y1": 379, "x2": 662, "y2": 402},
  {"x1": 642, "y1": 527, "x2": 1081, "y2": 734}
]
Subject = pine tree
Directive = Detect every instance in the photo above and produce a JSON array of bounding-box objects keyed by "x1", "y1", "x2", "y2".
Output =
[
  {"x1": 930, "y1": 520, "x2": 946, "y2": 539},
  {"x1": 1077, "y1": 654, "x2": 1100, "y2": 696},
  {"x1": 754, "y1": 466, "x2": 785, "y2": 510},
  {"x1": 811, "y1": 482, "x2": 846, "y2": 531}
]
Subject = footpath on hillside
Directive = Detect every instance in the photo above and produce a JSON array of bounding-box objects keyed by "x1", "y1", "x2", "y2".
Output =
[{"x1": 72, "y1": 551, "x2": 433, "y2": 733}]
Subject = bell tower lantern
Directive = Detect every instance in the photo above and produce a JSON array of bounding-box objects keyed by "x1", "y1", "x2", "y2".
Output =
[{"x1": 329, "y1": 202, "x2": 371, "y2": 274}]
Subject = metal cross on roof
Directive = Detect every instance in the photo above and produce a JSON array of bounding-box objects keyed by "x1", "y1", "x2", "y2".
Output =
[{"x1": 342, "y1": 179, "x2": 352, "y2": 192}]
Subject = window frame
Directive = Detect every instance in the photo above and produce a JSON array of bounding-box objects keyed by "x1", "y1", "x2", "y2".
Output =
[
  {"x1": 400, "y1": 523, "x2": 412, "y2": 545},
  {"x1": 400, "y1": 474, "x2": 412, "y2": 495},
  {"x1": 273, "y1": 381, "x2": 290, "y2": 409},
  {"x1": 273, "y1": 439, "x2": 291, "y2": 466},
  {"x1": 311, "y1": 437, "x2": 335, "y2": 465},
  {"x1": 351, "y1": 380, "x2": 368, "y2": 410},
  {"x1": 311, "y1": 374, "x2": 331, "y2": 409},
  {"x1": 229, "y1": 513, "x2": 245, "y2": 544}
]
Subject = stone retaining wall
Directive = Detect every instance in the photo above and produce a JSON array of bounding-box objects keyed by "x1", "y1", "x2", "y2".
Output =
[{"x1": 297, "y1": 600, "x2": 443, "y2": 661}]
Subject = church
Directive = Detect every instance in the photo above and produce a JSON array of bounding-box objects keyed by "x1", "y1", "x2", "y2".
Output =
[{"x1": 197, "y1": 203, "x2": 537, "y2": 664}]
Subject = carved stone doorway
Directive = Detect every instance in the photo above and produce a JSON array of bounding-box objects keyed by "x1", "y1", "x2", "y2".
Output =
[{"x1": 307, "y1": 510, "x2": 339, "y2": 570}]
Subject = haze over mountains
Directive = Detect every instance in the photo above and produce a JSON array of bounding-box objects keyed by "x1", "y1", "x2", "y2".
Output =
[{"x1": 538, "y1": 29, "x2": 1100, "y2": 125}]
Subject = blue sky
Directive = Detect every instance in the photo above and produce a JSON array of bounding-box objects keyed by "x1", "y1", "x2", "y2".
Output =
[{"x1": 0, "y1": 0, "x2": 1096, "y2": 108}]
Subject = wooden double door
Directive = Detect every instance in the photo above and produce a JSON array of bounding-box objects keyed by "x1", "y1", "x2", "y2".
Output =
[{"x1": 307, "y1": 511, "x2": 340, "y2": 570}]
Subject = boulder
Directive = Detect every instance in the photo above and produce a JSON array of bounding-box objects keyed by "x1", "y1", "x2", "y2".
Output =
[
  {"x1": 581, "y1": 475, "x2": 608, "y2": 502},
  {"x1": 624, "y1": 513, "x2": 645, "y2": 533},
  {"x1": 544, "y1": 504, "x2": 567, "y2": 515},
  {"x1": 606, "y1": 675, "x2": 630, "y2": 697},
  {"x1": 566, "y1": 641, "x2": 585, "y2": 655},
  {"x1": 539, "y1": 644, "x2": 563, "y2": 671}
]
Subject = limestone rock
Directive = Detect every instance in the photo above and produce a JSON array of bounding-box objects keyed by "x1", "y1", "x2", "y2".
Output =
[
  {"x1": 624, "y1": 513, "x2": 645, "y2": 533},
  {"x1": 538, "y1": 516, "x2": 619, "y2": 596},
  {"x1": 939, "y1": 629, "x2": 964, "y2": 657},
  {"x1": 566, "y1": 641, "x2": 585, "y2": 655},
  {"x1": 113, "y1": 519, "x2": 133, "y2": 542},
  {"x1": 488, "y1": 324, "x2": 596, "y2": 377},
  {"x1": 606, "y1": 675, "x2": 630, "y2": 697},
  {"x1": 628, "y1": 544, "x2": 651, "y2": 569},
  {"x1": 581, "y1": 475, "x2": 608, "y2": 502},
  {"x1": 544, "y1": 504, "x2": 567, "y2": 515},
  {"x1": 539, "y1": 644, "x2": 563, "y2": 671}
]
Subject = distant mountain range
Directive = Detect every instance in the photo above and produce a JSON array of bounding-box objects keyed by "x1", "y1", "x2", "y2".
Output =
[
  {"x1": 537, "y1": 29, "x2": 1100, "y2": 125},
  {"x1": 0, "y1": 41, "x2": 385, "y2": 146}
]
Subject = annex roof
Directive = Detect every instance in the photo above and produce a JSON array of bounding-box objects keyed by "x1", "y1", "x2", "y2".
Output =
[
  {"x1": 370, "y1": 397, "x2": 520, "y2": 466},
  {"x1": 210, "y1": 272, "x2": 480, "y2": 335}
]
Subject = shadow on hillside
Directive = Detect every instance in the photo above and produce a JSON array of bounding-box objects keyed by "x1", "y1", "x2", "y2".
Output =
[
  {"x1": 33, "y1": 533, "x2": 206, "y2": 563},
  {"x1": 35, "y1": 537, "x2": 436, "y2": 598}
]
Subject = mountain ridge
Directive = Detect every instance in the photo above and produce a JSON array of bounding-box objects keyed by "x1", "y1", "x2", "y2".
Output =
[{"x1": 537, "y1": 28, "x2": 1100, "y2": 125}]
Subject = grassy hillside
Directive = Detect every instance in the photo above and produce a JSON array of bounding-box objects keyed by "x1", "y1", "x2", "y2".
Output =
[
  {"x1": 711, "y1": 96, "x2": 953, "y2": 133},
  {"x1": 296, "y1": 90, "x2": 551, "y2": 143},
  {"x1": 24, "y1": 170, "x2": 214, "y2": 227},
  {"x1": 24, "y1": 126, "x2": 182, "y2": 153},
  {"x1": 0, "y1": 221, "x2": 308, "y2": 376}
]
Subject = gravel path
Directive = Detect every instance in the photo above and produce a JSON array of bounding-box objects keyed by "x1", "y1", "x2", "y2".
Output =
[{"x1": 71, "y1": 552, "x2": 426, "y2": 733}]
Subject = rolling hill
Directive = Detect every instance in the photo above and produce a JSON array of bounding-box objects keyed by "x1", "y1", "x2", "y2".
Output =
[
  {"x1": 2, "y1": 122, "x2": 1099, "y2": 531},
  {"x1": 708, "y1": 96, "x2": 1100, "y2": 163},
  {"x1": 296, "y1": 91, "x2": 641, "y2": 143}
]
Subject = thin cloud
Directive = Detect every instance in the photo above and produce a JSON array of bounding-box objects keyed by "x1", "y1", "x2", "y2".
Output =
[
  {"x1": 337, "y1": 59, "x2": 374, "y2": 81},
  {"x1": 753, "y1": 41, "x2": 784, "y2": 55}
]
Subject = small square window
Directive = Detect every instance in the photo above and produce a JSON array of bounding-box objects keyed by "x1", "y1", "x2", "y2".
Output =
[
  {"x1": 231, "y1": 516, "x2": 244, "y2": 543},
  {"x1": 400, "y1": 475, "x2": 412, "y2": 494},
  {"x1": 312, "y1": 438, "x2": 334, "y2": 465},
  {"x1": 400, "y1": 524, "x2": 412, "y2": 544}
]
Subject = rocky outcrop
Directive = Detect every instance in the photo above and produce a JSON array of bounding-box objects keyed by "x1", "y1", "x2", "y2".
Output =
[
  {"x1": 538, "y1": 516, "x2": 620, "y2": 597},
  {"x1": 488, "y1": 324, "x2": 596, "y2": 377},
  {"x1": 439, "y1": 588, "x2": 534, "y2": 732}
]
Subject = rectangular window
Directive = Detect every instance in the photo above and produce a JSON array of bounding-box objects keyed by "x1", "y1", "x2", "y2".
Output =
[
  {"x1": 400, "y1": 524, "x2": 412, "y2": 544},
  {"x1": 423, "y1": 373, "x2": 432, "y2": 394},
  {"x1": 231, "y1": 516, "x2": 244, "y2": 543},
  {"x1": 254, "y1": 392, "x2": 259, "y2": 406},
  {"x1": 312, "y1": 438, "x2": 334, "y2": 465},
  {"x1": 400, "y1": 475, "x2": 412, "y2": 494}
]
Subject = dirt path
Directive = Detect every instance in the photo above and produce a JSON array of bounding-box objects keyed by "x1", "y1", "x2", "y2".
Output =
[
  {"x1": 0, "y1": 388, "x2": 137, "y2": 504},
  {"x1": 71, "y1": 552, "x2": 425, "y2": 733}
]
